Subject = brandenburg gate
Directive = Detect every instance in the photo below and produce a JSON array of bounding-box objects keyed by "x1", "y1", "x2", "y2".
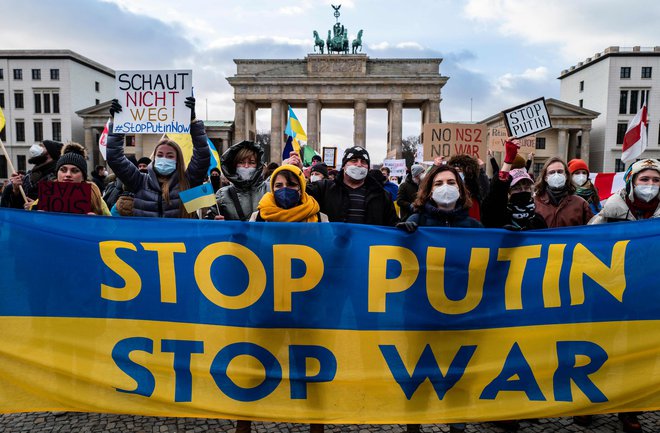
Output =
[{"x1": 227, "y1": 54, "x2": 448, "y2": 161}]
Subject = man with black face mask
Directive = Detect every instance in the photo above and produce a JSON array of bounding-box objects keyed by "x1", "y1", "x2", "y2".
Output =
[
  {"x1": 482, "y1": 138, "x2": 546, "y2": 231},
  {"x1": 1, "y1": 140, "x2": 63, "y2": 209}
]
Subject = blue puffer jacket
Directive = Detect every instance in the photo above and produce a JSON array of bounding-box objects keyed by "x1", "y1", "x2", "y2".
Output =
[{"x1": 106, "y1": 121, "x2": 211, "y2": 217}]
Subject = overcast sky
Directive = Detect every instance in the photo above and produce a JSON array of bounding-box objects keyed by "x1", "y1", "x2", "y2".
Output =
[{"x1": 2, "y1": 0, "x2": 658, "y2": 162}]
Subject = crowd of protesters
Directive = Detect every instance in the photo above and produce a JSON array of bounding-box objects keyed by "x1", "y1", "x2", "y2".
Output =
[{"x1": 1, "y1": 100, "x2": 656, "y2": 433}]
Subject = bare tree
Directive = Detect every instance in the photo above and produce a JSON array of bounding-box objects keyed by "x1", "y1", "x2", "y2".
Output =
[
  {"x1": 256, "y1": 130, "x2": 271, "y2": 162},
  {"x1": 402, "y1": 135, "x2": 421, "y2": 169}
]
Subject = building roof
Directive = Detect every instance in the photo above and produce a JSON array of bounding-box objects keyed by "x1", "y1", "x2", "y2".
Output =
[
  {"x1": 0, "y1": 49, "x2": 115, "y2": 78},
  {"x1": 204, "y1": 120, "x2": 234, "y2": 128},
  {"x1": 558, "y1": 46, "x2": 660, "y2": 79}
]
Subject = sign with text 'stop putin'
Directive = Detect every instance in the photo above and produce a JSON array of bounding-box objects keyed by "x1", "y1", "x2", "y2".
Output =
[
  {"x1": 113, "y1": 70, "x2": 192, "y2": 135},
  {"x1": 502, "y1": 97, "x2": 552, "y2": 139}
]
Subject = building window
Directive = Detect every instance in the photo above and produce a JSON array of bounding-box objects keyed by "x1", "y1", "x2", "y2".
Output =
[
  {"x1": 642, "y1": 67, "x2": 652, "y2": 79},
  {"x1": 620, "y1": 67, "x2": 631, "y2": 79},
  {"x1": 0, "y1": 69, "x2": 3, "y2": 80},
  {"x1": 32, "y1": 69, "x2": 41, "y2": 80},
  {"x1": 15, "y1": 121, "x2": 25, "y2": 142},
  {"x1": 13, "y1": 69, "x2": 22, "y2": 80},
  {"x1": 95, "y1": 98, "x2": 100, "y2": 105},
  {"x1": 44, "y1": 93, "x2": 51, "y2": 113},
  {"x1": 579, "y1": 99, "x2": 583, "y2": 108},
  {"x1": 619, "y1": 89, "x2": 650, "y2": 114},
  {"x1": 615, "y1": 159, "x2": 626, "y2": 172},
  {"x1": 34, "y1": 94, "x2": 41, "y2": 113},
  {"x1": 535, "y1": 137, "x2": 546, "y2": 149},
  {"x1": 617, "y1": 123, "x2": 628, "y2": 144},
  {"x1": 0, "y1": 127, "x2": 5, "y2": 141},
  {"x1": 53, "y1": 93, "x2": 59, "y2": 114},
  {"x1": 579, "y1": 81, "x2": 584, "y2": 92},
  {"x1": 0, "y1": 93, "x2": 4, "y2": 109},
  {"x1": 50, "y1": 69, "x2": 60, "y2": 80},
  {"x1": 17, "y1": 155, "x2": 26, "y2": 172},
  {"x1": 533, "y1": 162, "x2": 544, "y2": 174},
  {"x1": 33, "y1": 121, "x2": 43, "y2": 142},
  {"x1": 52, "y1": 121, "x2": 61, "y2": 141},
  {"x1": 125, "y1": 136, "x2": 135, "y2": 147},
  {"x1": 14, "y1": 92, "x2": 24, "y2": 109},
  {"x1": 95, "y1": 81, "x2": 100, "y2": 92},
  {"x1": 0, "y1": 156, "x2": 7, "y2": 178}
]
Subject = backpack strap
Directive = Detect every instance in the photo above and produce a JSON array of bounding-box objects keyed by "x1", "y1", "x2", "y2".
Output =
[{"x1": 227, "y1": 186, "x2": 247, "y2": 221}]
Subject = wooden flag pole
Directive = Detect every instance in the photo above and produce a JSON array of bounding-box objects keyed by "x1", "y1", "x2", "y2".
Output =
[{"x1": 0, "y1": 137, "x2": 28, "y2": 203}]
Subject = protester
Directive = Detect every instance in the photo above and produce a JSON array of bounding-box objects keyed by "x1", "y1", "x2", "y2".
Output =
[
  {"x1": 2, "y1": 140, "x2": 63, "y2": 209},
  {"x1": 25, "y1": 143, "x2": 110, "y2": 216},
  {"x1": 137, "y1": 157, "x2": 151, "y2": 172},
  {"x1": 102, "y1": 155, "x2": 138, "y2": 212},
  {"x1": 209, "y1": 140, "x2": 267, "y2": 221},
  {"x1": 380, "y1": 166, "x2": 399, "y2": 202},
  {"x1": 306, "y1": 146, "x2": 398, "y2": 226},
  {"x1": 309, "y1": 163, "x2": 329, "y2": 183},
  {"x1": 209, "y1": 167, "x2": 222, "y2": 193},
  {"x1": 446, "y1": 154, "x2": 489, "y2": 221},
  {"x1": 249, "y1": 164, "x2": 327, "y2": 222},
  {"x1": 327, "y1": 169, "x2": 339, "y2": 181},
  {"x1": 568, "y1": 158, "x2": 602, "y2": 214},
  {"x1": 106, "y1": 98, "x2": 210, "y2": 218},
  {"x1": 534, "y1": 157, "x2": 593, "y2": 227},
  {"x1": 311, "y1": 154, "x2": 322, "y2": 166},
  {"x1": 91, "y1": 165, "x2": 107, "y2": 193},
  {"x1": 482, "y1": 139, "x2": 546, "y2": 231},
  {"x1": 397, "y1": 163, "x2": 424, "y2": 221}
]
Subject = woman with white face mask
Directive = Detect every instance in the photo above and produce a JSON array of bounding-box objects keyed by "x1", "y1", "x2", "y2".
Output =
[
  {"x1": 533, "y1": 157, "x2": 593, "y2": 228},
  {"x1": 568, "y1": 158, "x2": 602, "y2": 214},
  {"x1": 396, "y1": 165, "x2": 482, "y2": 232},
  {"x1": 590, "y1": 158, "x2": 660, "y2": 224}
]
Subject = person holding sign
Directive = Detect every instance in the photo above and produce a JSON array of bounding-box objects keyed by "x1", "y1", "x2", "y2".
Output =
[
  {"x1": 26, "y1": 143, "x2": 110, "y2": 216},
  {"x1": 533, "y1": 157, "x2": 593, "y2": 228},
  {"x1": 106, "y1": 98, "x2": 210, "y2": 218}
]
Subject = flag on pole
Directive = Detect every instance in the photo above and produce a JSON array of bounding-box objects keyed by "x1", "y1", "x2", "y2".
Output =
[
  {"x1": 207, "y1": 138, "x2": 220, "y2": 175},
  {"x1": 179, "y1": 182, "x2": 217, "y2": 213},
  {"x1": 622, "y1": 102, "x2": 648, "y2": 163},
  {"x1": 98, "y1": 118, "x2": 110, "y2": 160},
  {"x1": 282, "y1": 106, "x2": 307, "y2": 160},
  {"x1": 0, "y1": 106, "x2": 6, "y2": 132},
  {"x1": 302, "y1": 145, "x2": 320, "y2": 166},
  {"x1": 167, "y1": 133, "x2": 194, "y2": 167}
]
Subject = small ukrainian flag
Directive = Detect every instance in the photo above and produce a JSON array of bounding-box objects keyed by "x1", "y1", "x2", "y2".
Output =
[
  {"x1": 207, "y1": 138, "x2": 221, "y2": 175},
  {"x1": 179, "y1": 183, "x2": 217, "y2": 213}
]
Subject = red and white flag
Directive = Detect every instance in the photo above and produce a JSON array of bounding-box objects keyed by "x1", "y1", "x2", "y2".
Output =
[
  {"x1": 622, "y1": 102, "x2": 648, "y2": 163},
  {"x1": 98, "y1": 117, "x2": 110, "y2": 160}
]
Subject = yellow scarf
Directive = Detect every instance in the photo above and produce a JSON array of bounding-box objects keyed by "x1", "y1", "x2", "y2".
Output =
[{"x1": 257, "y1": 192, "x2": 321, "y2": 222}]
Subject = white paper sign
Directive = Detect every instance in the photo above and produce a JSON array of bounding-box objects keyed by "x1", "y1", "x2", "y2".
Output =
[
  {"x1": 113, "y1": 70, "x2": 192, "y2": 134},
  {"x1": 382, "y1": 159, "x2": 407, "y2": 177},
  {"x1": 502, "y1": 97, "x2": 552, "y2": 139}
]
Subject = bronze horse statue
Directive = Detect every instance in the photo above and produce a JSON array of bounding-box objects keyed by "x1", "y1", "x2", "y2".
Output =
[
  {"x1": 352, "y1": 29, "x2": 363, "y2": 54},
  {"x1": 313, "y1": 30, "x2": 324, "y2": 54}
]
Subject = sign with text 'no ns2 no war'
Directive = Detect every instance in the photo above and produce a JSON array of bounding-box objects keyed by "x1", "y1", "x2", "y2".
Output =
[
  {"x1": 502, "y1": 97, "x2": 552, "y2": 139},
  {"x1": 113, "y1": 70, "x2": 192, "y2": 135},
  {"x1": 423, "y1": 123, "x2": 487, "y2": 162}
]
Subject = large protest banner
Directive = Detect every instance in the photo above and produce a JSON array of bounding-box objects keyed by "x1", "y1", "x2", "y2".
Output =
[
  {"x1": 0, "y1": 209, "x2": 658, "y2": 423},
  {"x1": 113, "y1": 70, "x2": 192, "y2": 134}
]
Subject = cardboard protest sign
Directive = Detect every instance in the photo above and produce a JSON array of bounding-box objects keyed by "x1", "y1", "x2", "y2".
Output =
[
  {"x1": 423, "y1": 123, "x2": 487, "y2": 162},
  {"x1": 382, "y1": 159, "x2": 407, "y2": 177},
  {"x1": 488, "y1": 126, "x2": 536, "y2": 154},
  {"x1": 502, "y1": 97, "x2": 552, "y2": 139},
  {"x1": 37, "y1": 181, "x2": 91, "y2": 214},
  {"x1": 113, "y1": 70, "x2": 192, "y2": 134}
]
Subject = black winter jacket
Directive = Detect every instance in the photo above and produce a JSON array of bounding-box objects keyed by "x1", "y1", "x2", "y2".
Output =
[{"x1": 397, "y1": 174, "x2": 419, "y2": 221}]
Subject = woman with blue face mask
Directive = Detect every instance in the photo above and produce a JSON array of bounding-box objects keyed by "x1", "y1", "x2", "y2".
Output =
[
  {"x1": 249, "y1": 165, "x2": 328, "y2": 222},
  {"x1": 105, "y1": 98, "x2": 211, "y2": 218}
]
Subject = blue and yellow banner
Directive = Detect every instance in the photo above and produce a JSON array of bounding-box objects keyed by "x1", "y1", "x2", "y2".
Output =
[{"x1": 0, "y1": 209, "x2": 658, "y2": 422}]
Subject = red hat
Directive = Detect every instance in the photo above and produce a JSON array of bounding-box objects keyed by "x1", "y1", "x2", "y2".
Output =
[{"x1": 568, "y1": 159, "x2": 589, "y2": 174}]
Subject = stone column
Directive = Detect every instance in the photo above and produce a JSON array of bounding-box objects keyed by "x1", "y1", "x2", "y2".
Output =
[
  {"x1": 135, "y1": 134, "x2": 144, "y2": 158},
  {"x1": 353, "y1": 100, "x2": 367, "y2": 147},
  {"x1": 557, "y1": 129, "x2": 569, "y2": 161},
  {"x1": 234, "y1": 99, "x2": 247, "y2": 142},
  {"x1": 428, "y1": 97, "x2": 441, "y2": 124},
  {"x1": 246, "y1": 101, "x2": 257, "y2": 142},
  {"x1": 271, "y1": 100, "x2": 284, "y2": 162},
  {"x1": 307, "y1": 99, "x2": 320, "y2": 151},
  {"x1": 388, "y1": 100, "x2": 403, "y2": 157},
  {"x1": 84, "y1": 127, "x2": 95, "y2": 169},
  {"x1": 567, "y1": 130, "x2": 577, "y2": 160},
  {"x1": 581, "y1": 128, "x2": 591, "y2": 167}
]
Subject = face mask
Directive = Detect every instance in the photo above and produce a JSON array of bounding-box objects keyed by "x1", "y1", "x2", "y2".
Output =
[
  {"x1": 102, "y1": 170, "x2": 109, "y2": 177},
  {"x1": 310, "y1": 174, "x2": 323, "y2": 183},
  {"x1": 29, "y1": 144, "x2": 44, "y2": 158},
  {"x1": 154, "y1": 157, "x2": 176, "y2": 176},
  {"x1": 345, "y1": 165, "x2": 368, "y2": 181},
  {"x1": 432, "y1": 184, "x2": 460, "y2": 207},
  {"x1": 634, "y1": 185, "x2": 660, "y2": 202},
  {"x1": 572, "y1": 174, "x2": 588, "y2": 186},
  {"x1": 546, "y1": 172, "x2": 566, "y2": 189},
  {"x1": 274, "y1": 187, "x2": 300, "y2": 209},
  {"x1": 236, "y1": 166, "x2": 256, "y2": 181},
  {"x1": 508, "y1": 192, "x2": 535, "y2": 223}
]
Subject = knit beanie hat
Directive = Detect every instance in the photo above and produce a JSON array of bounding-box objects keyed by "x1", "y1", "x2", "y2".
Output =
[
  {"x1": 511, "y1": 154, "x2": 527, "y2": 169},
  {"x1": 410, "y1": 164, "x2": 425, "y2": 178},
  {"x1": 43, "y1": 140, "x2": 64, "y2": 160},
  {"x1": 568, "y1": 159, "x2": 589, "y2": 174},
  {"x1": 342, "y1": 146, "x2": 370, "y2": 168},
  {"x1": 624, "y1": 158, "x2": 660, "y2": 195},
  {"x1": 56, "y1": 143, "x2": 88, "y2": 180},
  {"x1": 137, "y1": 157, "x2": 152, "y2": 166},
  {"x1": 310, "y1": 163, "x2": 328, "y2": 178}
]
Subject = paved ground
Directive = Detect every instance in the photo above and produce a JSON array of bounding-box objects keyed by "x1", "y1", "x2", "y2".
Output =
[{"x1": 0, "y1": 412, "x2": 658, "y2": 433}]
